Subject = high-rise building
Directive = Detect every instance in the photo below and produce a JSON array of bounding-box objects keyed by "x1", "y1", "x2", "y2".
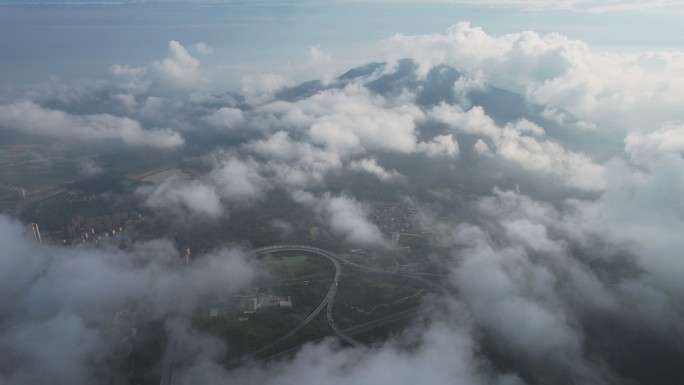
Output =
[
  {"x1": 12, "y1": 187, "x2": 27, "y2": 201},
  {"x1": 181, "y1": 247, "x2": 191, "y2": 265},
  {"x1": 31, "y1": 223, "x2": 42, "y2": 243}
]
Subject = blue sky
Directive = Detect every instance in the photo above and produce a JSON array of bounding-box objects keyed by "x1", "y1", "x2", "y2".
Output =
[{"x1": 0, "y1": 1, "x2": 682, "y2": 88}]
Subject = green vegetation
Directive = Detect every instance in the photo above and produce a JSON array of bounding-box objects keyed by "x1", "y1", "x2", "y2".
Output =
[
  {"x1": 257, "y1": 252, "x2": 333, "y2": 279},
  {"x1": 194, "y1": 308, "x2": 301, "y2": 359},
  {"x1": 334, "y1": 272, "x2": 431, "y2": 328},
  {"x1": 350, "y1": 316, "x2": 415, "y2": 346},
  {"x1": 192, "y1": 249, "x2": 436, "y2": 363}
]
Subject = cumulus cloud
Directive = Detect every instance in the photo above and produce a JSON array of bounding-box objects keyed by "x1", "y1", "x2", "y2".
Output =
[
  {"x1": 431, "y1": 104, "x2": 500, "y2": 138},
  {"x1": 494, "y1": 123, "x2": 606, "y2": 191},
  {"x1": 417, "y1": 184, "x2": 684, "y2": 382},
  {"x1": 453, "y1": 70, "x2": 486, "y2": 107},
  {"x1": 431, "y1": 103, "x2": 605, "y2": 190},
  {"x1": 348, "y1": 157, "x2": 404, "y2": 181},
  {"x1": 140, "y1": 177, "x2": 223, "y2": 218},
  {"x1": 417, "y1": 134, "x2": 460, "y2": 156},
  {"x1": 208, "y1": 156, "x2": 268, "y2": 202},
  {"x1": 110, "y1": 40, "x2": 205, "y2": 91},
  {"x1": 469, "y1": 160, "x2": 684, "y2": 335},
  {"x1": 252, "y1": 84, "x2": 432, "y2": 158},
  {"x1": 165, "y1": 174, "x2": 684, "y2": 385},
  {"x1": 0, "y1": 101, "x2": 184, "y2": 148},
  {"x1": 110, "y1": 63, "x2": 147, "y2": 78},
  {"x1": 384, "y1": 22, "x2": 684, "y2": 132},
  {"x1": 624, "y1": 121, "x2": 684, "y2": 164},
  {"x1": 293, "y1": 191, "x2": 389, "y2": 247},
  {"x1": 561, "y1": 151, "x2": 684, "y2": 305},
  {"x1": 151, "y1": 40, "x2": 201, "y2": 86},
  {"x1": 203, "y1": 107, "x2": 245, "y2": 130},
  {"x1": 6, "y1": 20, "x2": 684, "y2": 385},
  {"x1": 474, "y1": 138, "x2": 492, "y2": 155},
  {"x1": 0, "y1": 215, "x2": 255, "y2": 385},
  {"x1": 241, "y1": 74, "x2": 290, "y2": 104},
  {"x1": 454, "y1": 233, "x2": 582, "y2": 359},
  {"x1": 246, "y1": 131, "x2": 344, "y2": 187},
  {"x1": 305, "y1": 86, "x2": 423, "y2": 155},
  {"x1": 110, "y1": 93, "x2": 137, "y2": 109},
  {"x1": 178, "y1": 313, "x2": 524, "y2": 385},
  {"x1": 441, "y1": 224, "x2": 611, "y2": 383},
  {"x1": 137, "y1": 154, "x2": 272, "y2": 219},
  {"x1": 192, "y1": 42, "x2": 214, "y2": 55},
  {"x1": 305, "y1": 45, "x2": 337, "y2": 84}
]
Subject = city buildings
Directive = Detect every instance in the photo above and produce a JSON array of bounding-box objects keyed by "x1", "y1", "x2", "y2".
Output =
[{"x1": 30, "y1": 222, "x2": 41, "y2": 243}]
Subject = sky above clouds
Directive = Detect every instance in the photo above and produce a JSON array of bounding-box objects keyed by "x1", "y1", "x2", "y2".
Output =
[{"x1": 1, "y1": 0, "x2": 683, "y2": 89}]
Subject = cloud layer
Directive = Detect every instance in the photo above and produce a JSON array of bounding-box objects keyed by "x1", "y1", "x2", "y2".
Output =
[
  {"x1": 3, "y1": 20, "x2": 684, "y2": 385},
  {"x1": 0, "y1": 101, "x2": 184, "y2": 148},
  {"x1": 0, "y1": 216, "x2": 255, "y2": 385}
]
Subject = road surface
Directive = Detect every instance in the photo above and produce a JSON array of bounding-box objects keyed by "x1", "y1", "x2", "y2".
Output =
[
  {"x1": 160, "y1": 244, "x2": 367, "y2": 384},
  {"x1": 333, "y1": 253, "x2": 444, "y2": 290},
  {"x1": 252, "y1": 245, "x2": 365, "y2": 348}
]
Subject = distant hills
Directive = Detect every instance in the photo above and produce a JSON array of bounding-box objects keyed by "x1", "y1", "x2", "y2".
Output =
[{"x1": 275, "y1": 58, "x2": 620, "y2": 161}]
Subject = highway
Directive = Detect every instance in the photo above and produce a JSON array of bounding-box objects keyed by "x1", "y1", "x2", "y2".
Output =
[
  {"x1": 332, "y1": 252, "x2": 444, "y2": 290},
  {"x1": 252, "y1": 245, "x2": 365, "y2": 348},
  {"x1": 161, "y1": 244, "x2": 417, "y2": 384},
  {"x1": 343, "y1": 307, "x2": 418, "y2": 336}
]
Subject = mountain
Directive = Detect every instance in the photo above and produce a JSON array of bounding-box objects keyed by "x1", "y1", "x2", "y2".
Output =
[{"x1": 275, "y1": 59, "x2": 621, "y2": 161}]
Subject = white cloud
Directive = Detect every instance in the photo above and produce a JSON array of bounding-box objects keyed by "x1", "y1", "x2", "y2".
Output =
[
  {"x1": 151, "y1": 40, "x2": 201, "y2": 86},
  {"x1": 137, "y1": 154, "x2": 271, "y2": 218},
  {"x1": 431, "y1": 104, "x2": 500, "y2": 138},
  {"x1": 292, "y1": 191, "x2": 389, "y2": 247},
  {"x1": 560, "y1": 139, "x2": 684, "y2": 304},
  {"x1": 494, "y1": 123, "x2": 606, "y2": 191},
  {"x1": 110, "y1": 93, "x2": 136, "y2": 108},
  {"x1": 209, "y1": 157, "x2": 268, "y2": 202},
  {"x1": 110, "y1": 63, "x2": 147, "y2": 78},
  {"x1": 306, "y1": 45, "x2": 336, "y2": 84},
  {"x1": 453, "y1": 70, "x2": 486, "y2": 107},
  {"x1": 417, "y1": 134, "x2": 460, "y2": 156},
  {"x1": 241, "y1": 74, "x2": 290, "y2": 104},
  {"x1": 514, "y1": 119, "x2": 545, "y2": 136},
  {"x1": 0, "y1": 215, "x2": 255, "y2": 385},
  {"x1": 110, "y1": 40, "x2": 204, "y2": 91},
  {"x1": 180, "y1": 320, "x2": 524, "y2": 385},
  {"x1": 306, "y1": 86, "x2": 423, "y2": 155},
  {"x1": 348, "y1": 157, "x2": 404, "y2": 181},
  {"x1": 203, "y1": 107, "x2": 245, "y2": 130},
  {"x1": 141, "y1": 177, "x2": 223, "y2": 218},
  {"x1": 255, "y1": 84, "x2": 427, "y2": 157},
  {"x1": 0, "y1": 101, "x2": 184, "y2": 148},
  {"x1": 3, "y1": 19, "x2": 684, "y2": 385},
  {"x1": 455, "y1": 242, "x2": 581, "y2": 359},
  {"x1": 431, "y1": 103, "x2": 605, "y2": 190},
  {"x1": 426, "y1": 190, "x2": 633, "y2": 380},
  {"x1": 624, "y1": 121, "x2": 684, "y2": 164},
  {"x1": 474, "y1": 138, "x2": 492, "y2": 155},
  {"x1": 138, "y1": 96, "x2": 186, "y2": 125},
  {"x1": 246, "y1": 131, "x2": 344, "y2": 187},
  {"x1": 385, "y1": 22, "x2": 684, "y2": 132},
  {"x1": 192, "y1": 42, "x2": 214, "y2": 55}
]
